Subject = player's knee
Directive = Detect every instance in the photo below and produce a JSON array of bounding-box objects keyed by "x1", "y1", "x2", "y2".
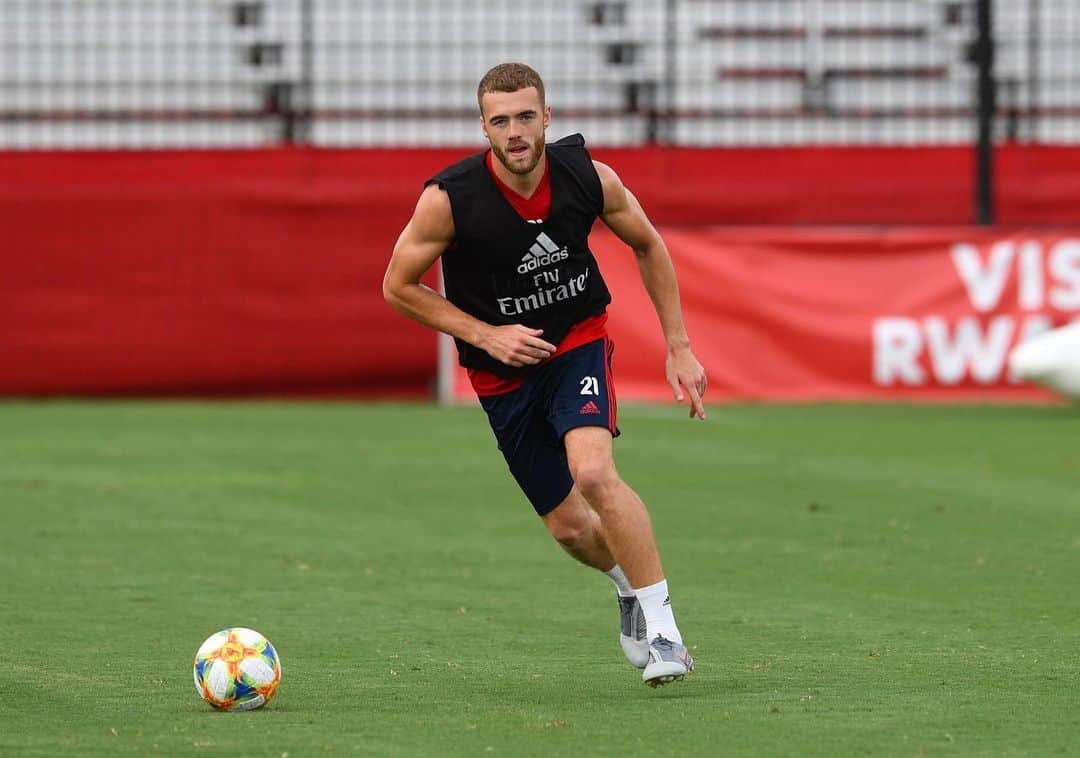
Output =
[
  {"x1": 546, "y1": 518, "x2": 587, "y2": 549},
  {"x1": 573, "y1": 463, "x2": 620, "y2": 506},
  {"x1": 543, "y1": 507, "x2": 590, "y2": 548}
]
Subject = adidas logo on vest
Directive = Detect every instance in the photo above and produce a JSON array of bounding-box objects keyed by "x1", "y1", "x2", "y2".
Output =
[{"x1": 517, "y1": 231, "x2": 569, "y2": 274}]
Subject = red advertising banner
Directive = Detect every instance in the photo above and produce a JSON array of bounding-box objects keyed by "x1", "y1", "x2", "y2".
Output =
[
  {"x1": 609, "y1": 227, "x2": 1077, "y2": 402},
  {"x1": 443, "y1": 227, "x2": 1079, "y2": 403}
]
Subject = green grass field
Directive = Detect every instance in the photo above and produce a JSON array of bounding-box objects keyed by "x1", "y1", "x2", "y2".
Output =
[{"x1": 1, "y1": 401, "x2": 1078, "y2": 757}]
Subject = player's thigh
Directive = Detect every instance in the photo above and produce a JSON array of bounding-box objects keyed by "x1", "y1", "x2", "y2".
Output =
[
  {"x1": 480, "y1": 389, "x2": 574, "y2": 517},
  {"x1": 562, "y1": 425, "x2": 622, "y2": 500}
]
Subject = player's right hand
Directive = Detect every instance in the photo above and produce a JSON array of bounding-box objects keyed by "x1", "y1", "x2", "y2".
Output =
[{"x1": 481, "y1": 325, "x2": 557, "y2": 367}]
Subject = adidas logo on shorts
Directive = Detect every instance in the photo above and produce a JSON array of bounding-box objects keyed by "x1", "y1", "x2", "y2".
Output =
[{"x1": 580, "y1": 400, "x2": 601, "y2": 415}]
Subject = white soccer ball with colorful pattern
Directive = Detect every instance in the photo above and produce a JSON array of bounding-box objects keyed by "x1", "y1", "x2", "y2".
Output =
[{"x1": 193, "y1": 627, "x2": 282, "y2": 711}]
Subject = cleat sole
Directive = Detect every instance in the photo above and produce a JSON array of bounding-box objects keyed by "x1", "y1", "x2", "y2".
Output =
[{"x1": 643, "y1": 670, "x2": 691, "y2": 688}]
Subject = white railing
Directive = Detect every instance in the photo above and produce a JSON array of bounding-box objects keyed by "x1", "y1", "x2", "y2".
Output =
[{"x1": 0, "y1": 0, "x2": 1076, "y2": 148}]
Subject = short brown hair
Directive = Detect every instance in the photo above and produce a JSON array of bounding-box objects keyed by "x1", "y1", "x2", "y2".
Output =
[{"x1": 477, "y1": 63, "x2": 546, "y2": 112}]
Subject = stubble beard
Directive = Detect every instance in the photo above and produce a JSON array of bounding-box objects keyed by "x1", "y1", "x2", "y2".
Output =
[{"x1": 492, "y1": 134, "x2": 545, "y2": 176}]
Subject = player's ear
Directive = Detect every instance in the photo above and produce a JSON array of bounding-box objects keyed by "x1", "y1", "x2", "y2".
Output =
[{"x1": 543, "y1": 106, "x2": 551, "y2": 129}]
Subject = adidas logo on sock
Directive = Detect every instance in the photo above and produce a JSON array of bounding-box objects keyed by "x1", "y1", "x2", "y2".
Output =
[
  {"x1": 517, "y1": 231, "x2": 568, "y2": 274},
  {"x1": 662, "y1": 596, "x2": 671, "y2": 607}
]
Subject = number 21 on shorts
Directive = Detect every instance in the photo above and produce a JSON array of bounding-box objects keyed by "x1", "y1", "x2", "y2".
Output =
[{"x1": 580, "y1": 376, "x2": 599, "y2": 396}]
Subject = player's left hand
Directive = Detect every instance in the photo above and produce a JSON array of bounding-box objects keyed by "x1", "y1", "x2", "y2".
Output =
[{"x1": 666, "y1": 347, "x2": 707, "y2": 420}]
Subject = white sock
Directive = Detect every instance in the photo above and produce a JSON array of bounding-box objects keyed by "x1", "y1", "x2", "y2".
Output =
[
  {"x1": 634, "y1": 579, "x2": 682, "y2": 644},
  {"x1": 605, "y1": 565, "x2": 634, "y2": 597}
]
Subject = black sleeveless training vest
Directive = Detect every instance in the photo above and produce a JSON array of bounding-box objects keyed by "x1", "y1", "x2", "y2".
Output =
[{"x1": 426, "y1": 133, "x2": 612, "y2": 378}]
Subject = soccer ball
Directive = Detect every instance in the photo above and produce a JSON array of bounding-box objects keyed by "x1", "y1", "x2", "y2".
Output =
[{"x1": 193, "y1": 627, "x2": 282, "y2": 711}]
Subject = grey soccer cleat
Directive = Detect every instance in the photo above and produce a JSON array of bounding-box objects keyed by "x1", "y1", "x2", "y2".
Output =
[
  {"x1": 618, "y1": 595, "x2": 650, "y2": 668},
  {"x1": 642, "y1": 635, "x2": 694, "y2": 687}
]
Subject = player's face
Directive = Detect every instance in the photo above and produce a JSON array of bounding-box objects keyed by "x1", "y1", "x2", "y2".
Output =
[{"x1": 480, "y1": 87, "x2": 550, "y2": 176}]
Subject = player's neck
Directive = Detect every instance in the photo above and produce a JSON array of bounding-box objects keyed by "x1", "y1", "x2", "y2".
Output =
[{"x1": 489, "y1": 150, "x2": 547, "y2": 199}]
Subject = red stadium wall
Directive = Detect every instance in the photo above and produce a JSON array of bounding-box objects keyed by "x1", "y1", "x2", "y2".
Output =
[{"x1": 1, "y1": 145, "x2": 1079, "y2": 398}]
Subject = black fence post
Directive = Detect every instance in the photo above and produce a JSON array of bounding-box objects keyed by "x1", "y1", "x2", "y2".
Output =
[
  {"x1": 974, "y1": 0, "x2": 996, "y2": 225},
  {"x1": 663, "y1": 0, "x2": 678, "y2": 145},
  {"x1": 1027, "y1": 0, "x2": 1040, "y2": 142},
  {"x1": 298, "y1": 0, "x2": 315, "y2": 144}
]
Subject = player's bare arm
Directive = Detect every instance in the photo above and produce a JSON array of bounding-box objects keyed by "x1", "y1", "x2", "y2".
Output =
[
  {"x1": 594, "y1": 160, "x2": 708, "y2": 419},
  {"x1": 383, "y1": 184, "x2": 556, "y2": 368}
]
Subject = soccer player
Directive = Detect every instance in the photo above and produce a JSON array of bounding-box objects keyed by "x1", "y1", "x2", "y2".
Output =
[{"x1": 383, "y1": 62, "x2": 706, "y2": 686}]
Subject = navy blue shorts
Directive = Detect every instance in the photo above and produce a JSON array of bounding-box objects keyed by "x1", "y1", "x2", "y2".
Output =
[{"x1": 479, "y1": 338, "x2": 619, "y2": 517}]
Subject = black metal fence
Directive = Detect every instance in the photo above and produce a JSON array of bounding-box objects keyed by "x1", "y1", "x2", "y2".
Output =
[{"x1": 0, "y1": 0, "x2": 1077, "y2": 149}]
